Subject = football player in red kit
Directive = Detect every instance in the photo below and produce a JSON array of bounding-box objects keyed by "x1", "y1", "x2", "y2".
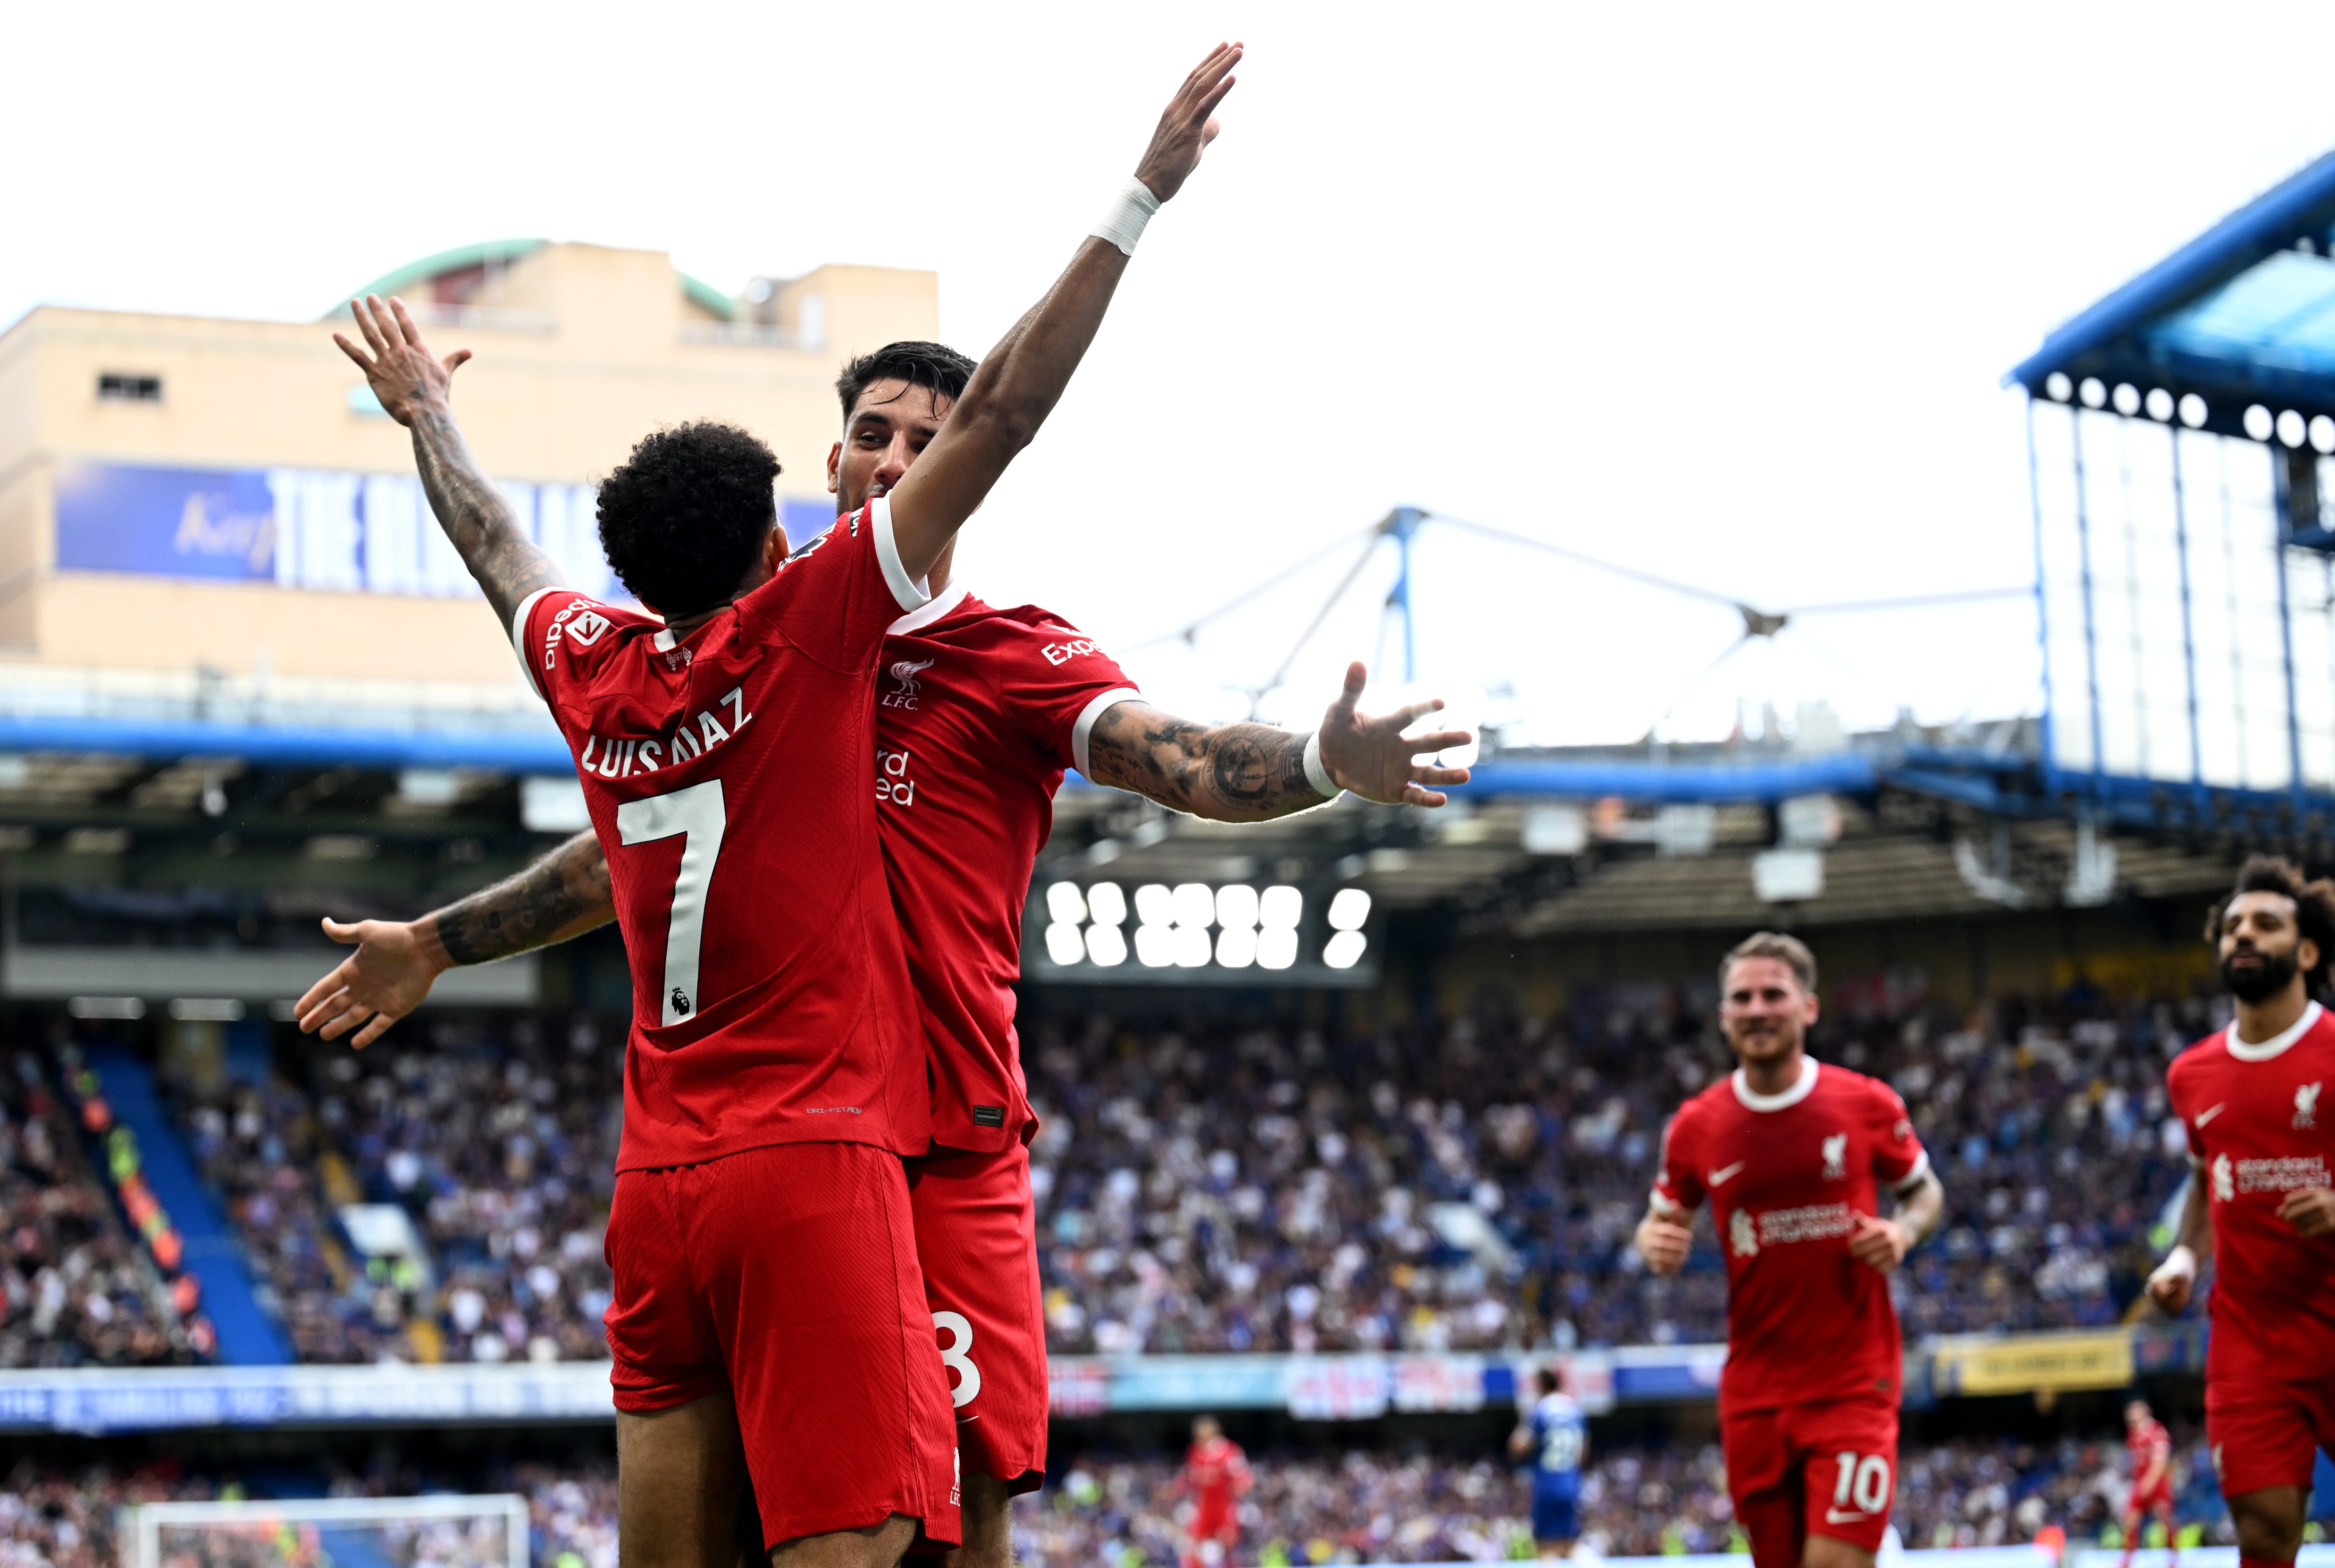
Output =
[
  {"x1": 2146, "y1": 856, "x2": 2335, "y2": 1568},
  {"x1": 2117, "y1": 1398, "x2": 2178, "y2": 1568},
  {"x1": 326, "y1": 44, "x2": 1253, "y2": 1568},
  {"x1": 1176, "y1": 1416, "x2": 1254, "y2": 1568},
  {"x1": 1634, "y1": 933, "x2": 1944, "y2": 1568}
]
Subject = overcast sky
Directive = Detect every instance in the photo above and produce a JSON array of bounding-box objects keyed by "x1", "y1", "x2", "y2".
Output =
[{"x1": 11, "y1": 2, "x2": 2335, "y2": 746}]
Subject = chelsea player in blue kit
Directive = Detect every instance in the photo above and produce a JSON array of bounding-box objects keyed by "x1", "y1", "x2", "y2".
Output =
[{"x1": 1510, "y1": 1366, "x2": 1587, "y2": 1557}]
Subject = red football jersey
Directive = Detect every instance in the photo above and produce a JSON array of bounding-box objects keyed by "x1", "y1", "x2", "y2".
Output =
[
  {"x1": 2125, "y1": 1417, "x2": 2172, "y2": 1495},
  {"x1": 871, "y1": 584, "x2": 1138, "y2": 1152},
  {"x1": 1651, "y1": 1057, "x2": 1928, "y2": 1413},
  {"x1": 2166, "y1": 1001, "x2": 2335, "y2": 1382},
  {"x1": 514, "y1": 498, "x2": 932, "y2": 1171},
  {"x1": 1182, "y1": 1436, "x2": 1253, "y2": 1511}
]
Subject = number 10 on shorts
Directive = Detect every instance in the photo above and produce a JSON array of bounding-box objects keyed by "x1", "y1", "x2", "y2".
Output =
[{"x1": 1830, "y1": 1451, "x2": 1891, "y2": 1518}]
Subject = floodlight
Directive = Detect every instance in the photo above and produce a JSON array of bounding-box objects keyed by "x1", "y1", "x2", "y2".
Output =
[
  {"x1": 1257, "y1": 927, "x2": 1299, "y2": 970},
  {"x1": 1259, "y1": 885, "x2": 1303, "y2": 930},
  {"x1": 1174, "y1": 926, "x2": 1212, "y2": 967},
  {"x1": 1327, "y1": 888, "x2": 1372, "y2": 931},
  {"x1": 1215, "y1": 884, "x2": 1259, "y2": 930},
  {"x1": 1046, "y1": 883, "x2": 1087, "y2": 926},
  {"x1": 2245, "y1": 404, "x2": 2275, "y2": 440},
  {"x1": 1045, "y1": 924, "x2": 1086, "y2": 966},
  {"x1": 2145, "y1": 388, "x2": 2174, "y2": 422},
  {"x1": 2279, "y1": 409, "x2": 2308, "y2": 448},
  {"x1": 2314, "y1": 416, "x2": 2335, "y2": 455},
  {"x1": 2111, "y1": 382, "x2": 2139, "y2": 416},
  {"x1": 2178, "y1": 393, "x2": 2208, "y2": 429},
  {"x1": 1133, "y1": 883, "x2": 1174, "y2": 927},
  {"x1": 1134, "y1": 924, "x2": 1175, "y2": 967},
  {"x1": 2079, "y1": 377, "x2": 2106, "y2": 408},
  {"x1": 1171, "y1": 882, "x2": 1215, "y2": 929},
  {"x1": 1216, "y1": 926, "x2": 1258, "y2": 968},
  {"x1": 1086, "y1": 924, "x2": 1129, "y2": 966},
  {"x1": 1323, "y1": 930, "x2": 1368, "y2": 969},
  {"x1": 2045, "y1": 372, "x2": 2072, "y2": 402},
  {"x1": 1087, "y1": 882, "x2": 1128, "y2": 926}
]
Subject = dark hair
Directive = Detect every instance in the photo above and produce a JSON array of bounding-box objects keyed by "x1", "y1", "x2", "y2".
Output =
[
  {"x1": 835, "y1": 340, "x2": 977, "y2": 421},
  {"x1": 1536, "y1": 1367, "x2": 1560, "y2": 1396},
  {"x1": 1719, "y1": 931, "x2": 1818, "y2": 994},
  {"x1": 596, "y1": 422, "x2": 778, "y2": 616},
  {"x1": 2205, "y1": 854, "x2": 2335, "y2": 994}
]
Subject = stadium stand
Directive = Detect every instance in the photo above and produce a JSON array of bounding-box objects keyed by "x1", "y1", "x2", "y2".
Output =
[
  {"x1": 0, "y1": 1428, "x2": 2233, "y2": 1567},
  {"x1": 0, "y1": 1048, "x2": 195, "y2": 1369}
]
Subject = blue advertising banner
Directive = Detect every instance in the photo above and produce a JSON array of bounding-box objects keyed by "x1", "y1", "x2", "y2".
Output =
[{"x1": 51, "y1": 461, "x2": 828, "y2": 603}]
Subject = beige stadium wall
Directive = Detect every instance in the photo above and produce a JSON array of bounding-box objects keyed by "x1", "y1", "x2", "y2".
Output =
[{"x1": 0, "y1": 245, "x2": 939, "y2": 683}]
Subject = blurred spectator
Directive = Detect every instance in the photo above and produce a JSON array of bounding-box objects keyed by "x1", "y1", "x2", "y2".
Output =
[{"x1": 0, "y1": 1048, "x2": 189, "y2": 1367}]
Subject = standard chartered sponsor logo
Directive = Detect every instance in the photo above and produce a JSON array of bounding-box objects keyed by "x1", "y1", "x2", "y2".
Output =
[
  {"x1": 1754, "y1": 1203, "x2": 1856, "y2": 1246},
  {"x1": 2234, "y1": 1155, "x2": 2330, "y2": 1194}
]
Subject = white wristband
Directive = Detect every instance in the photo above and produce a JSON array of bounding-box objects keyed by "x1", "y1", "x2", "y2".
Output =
[
  {"x1": 1091, "y1": 178, "x2": 1162, "y2": 256},
  {"x1": 1302, "y1": 731, "x2": 1341, "y2": 801},
  {"x1": 2155, "y1": 1244, "x2": 2198, "y2": 1281}
]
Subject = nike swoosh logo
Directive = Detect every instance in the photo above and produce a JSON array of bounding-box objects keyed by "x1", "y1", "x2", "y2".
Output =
[
  {"x1": 1825, "y1": 1510, "x2": 1871, "y2": 1524},
  {"x1": 2197, "y1": 1104, "x2": 2226, "y2": 1126},
  {"x1": 1709, "y1": 1162, "x2": 1747, "y2": 1186}
]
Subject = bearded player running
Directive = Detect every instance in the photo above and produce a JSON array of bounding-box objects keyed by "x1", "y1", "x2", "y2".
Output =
[
  {"x1": 1635, "y1": 933, "x2": 1945, "y2": 1568},
  {"x1": 2146, "y1": 856, "x2": 2335, "y2": 1568}
]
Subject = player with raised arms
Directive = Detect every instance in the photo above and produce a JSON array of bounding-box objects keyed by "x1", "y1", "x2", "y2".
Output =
[
  {"x1": 1508, "y1": 1365, "x2": 1587, "y2": 1558},
  {"x1": 1633, "y1": 932, "x2": 1944, "y2": 1568},
  {"x1": 326, "y1": 43, "x2": 1252, "y2": 1568},
  {"x1": 312, "y1": 41, "x2": 1469, "y2": 1568},
  {"x1": 2146, "y1": 856, "x2": 2335, "y2": 1568}
]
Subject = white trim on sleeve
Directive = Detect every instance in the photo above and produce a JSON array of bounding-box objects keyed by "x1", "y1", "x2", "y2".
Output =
[
  {"x1": 509, "y1": 586, "x2": 558, "y2": 701},
  {"x1": 1071, "y1": 688, "x2": 1144, "y2": 780},
  {"x1": 1890, "y1": 1147, "x2": 1932, "y2": 1196},
  {"x1": 2226, "y1": 999, "x2": 2323, "y2": 1062},
  {"x1": 867, "y1": 497, "x2": 932, "y2": 613},
  {"x1": 1729, "y1": 1055, "x2": 1820, "y2": 1113},
  {"x1": 888, "y1": 580, "x2": 972, "y2": 636}
]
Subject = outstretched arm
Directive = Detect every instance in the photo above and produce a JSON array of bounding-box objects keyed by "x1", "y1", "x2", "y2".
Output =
[
  {"x1": 295, "y1": 831, "x2": 615, "y2": 1048},
  {"x1": 1085, "y1": 662, "x2": 1472, "y2": 821},
  {"x1": 884, "y1": 43, "x2": 1240, "y2": 582},
  {"x1": 334, "y1": 295, "x2": 564, "y2": 633}
]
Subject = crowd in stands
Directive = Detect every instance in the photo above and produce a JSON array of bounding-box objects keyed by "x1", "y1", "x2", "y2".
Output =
[
  {"x1": 1022, "y1": 981, "x2": 2212, "y2": 1356},
  {"x1": 0, "y1": 1048, "x2": 189, "y2": 1368},
  {"x1": 168, "y1": 1018, "x2": 619, "y2": 1364},
  {"x1": 0, "y1": 1427, "x2": 2248, "y2": 1568}
]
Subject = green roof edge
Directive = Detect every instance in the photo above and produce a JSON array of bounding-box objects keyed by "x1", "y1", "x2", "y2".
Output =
[
  {"x1": 324, "y1": 239, "x2": 549, "y2": 320},
  {"x1": 678, "y1": 272, "x2": 735, "y2": 322}
]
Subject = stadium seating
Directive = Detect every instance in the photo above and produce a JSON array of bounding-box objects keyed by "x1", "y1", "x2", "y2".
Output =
[
  {"x1": 0, "y1": 1428, "x2": 2231, "y2": 1567},
  {"x1": 0, "y1": 1048, "x2": 195, "y2": 1368},
  {"x1": 115, "y1": 979, "x2": 2216, "y2": 1363}
]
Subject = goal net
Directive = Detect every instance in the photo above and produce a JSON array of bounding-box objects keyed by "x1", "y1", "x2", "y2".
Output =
[{"x1": 123, "y1": 1493, "x2": 528, "y2": 1568}]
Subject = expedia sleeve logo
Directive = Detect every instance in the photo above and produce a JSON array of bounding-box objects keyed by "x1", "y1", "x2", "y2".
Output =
[
  {"x1": 542, "y1": 598, "x2": 612, "y2": 672},
  {"x1": 566, "y1": 610, "x2": 612, "y2": 646}
]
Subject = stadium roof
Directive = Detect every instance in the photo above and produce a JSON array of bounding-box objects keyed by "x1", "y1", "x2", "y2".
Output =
[{"x1": 2008, "y1": 149, "x2": 2335, "y2": 430}]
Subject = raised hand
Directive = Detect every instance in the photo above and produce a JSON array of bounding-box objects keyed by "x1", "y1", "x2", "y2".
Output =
[
  {"x1": 332, "y1": 294, "x2": 472, "y2": 428},
  {"x1": 1133, "y1": 42, "x2": 1241, "y2": 203},
  {"x1": 294, "y1": 916, "x2": 453, "y2": 1049},
  {"x1": 1316, "y1": 661, "x2": 1473, "y2": 807}
]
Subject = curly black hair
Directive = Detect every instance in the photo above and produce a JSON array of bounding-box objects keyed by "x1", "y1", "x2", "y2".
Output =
[
  {"x1": 595, "y1": 422, "x2": 778, "y2": 617},
  {"x1": 2205, "y1": 854, "x2": 2335, "y2": 994},
  {"x1": 836, "y1": 340, "x2": 978, "y2": 421}
]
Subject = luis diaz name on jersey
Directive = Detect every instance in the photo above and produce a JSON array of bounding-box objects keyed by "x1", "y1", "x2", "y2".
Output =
[{"x1": 575, "y1": 687, "x2": 755, "y2": 780}]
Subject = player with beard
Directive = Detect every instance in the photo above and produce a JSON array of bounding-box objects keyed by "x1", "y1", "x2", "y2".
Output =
[
  {"x1": 2147, "y1": 856, "x2": 2335, "y2": 1568},
  {"x1": 1634, "y1": 933, "x2": 1944, "y2": 1568}
]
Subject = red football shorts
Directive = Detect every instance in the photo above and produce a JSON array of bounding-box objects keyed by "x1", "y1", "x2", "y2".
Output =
[
  {"x1": 1721, "y1": 1396, "x2": 1899, "y2": 1568},
  {"x1": 2206, "y1": 1371, "x2": 2335, "y2": 1498},
  {"x1": 1190, "y1": 1503, "x2": 1239, "y2": 1545},
  {"x1": 603, "y1": 1142, "x2": 960, "y2": 1550},
  {"x1": 908, "y1": 1142, "x2": 1047, "y2": 1493}
]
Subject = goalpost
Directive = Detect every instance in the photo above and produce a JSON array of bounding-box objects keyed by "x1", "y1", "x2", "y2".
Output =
[{"x1": 123, "y1": 1492, "x2": 529, "y2": 1568}]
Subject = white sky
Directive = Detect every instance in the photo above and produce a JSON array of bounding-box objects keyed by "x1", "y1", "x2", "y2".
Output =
[{"x1": 11, "y1": 2, "x2": 2335, "y2": 745}]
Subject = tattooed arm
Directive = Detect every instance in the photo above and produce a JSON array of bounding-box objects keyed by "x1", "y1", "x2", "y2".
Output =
[
  {"x1": 1084, "y1": 661, "x2": 1474, "y2": 822},
  {"x1": 294, "y1": 831, "x2": 616, "y2": 1049},
  {"x1": 334, "y1": 294, "x2": 565, "y2": 631}
]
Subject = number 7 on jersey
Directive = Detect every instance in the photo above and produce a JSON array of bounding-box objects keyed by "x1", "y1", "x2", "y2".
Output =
[{"x1": 616, "y1": 778, "x2": 727, "y2": 1025}]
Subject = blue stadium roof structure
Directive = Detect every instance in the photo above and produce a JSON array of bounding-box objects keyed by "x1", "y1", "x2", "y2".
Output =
[{"x1": 2008, "y1": 150, "x2": 2335, "y2": 430}]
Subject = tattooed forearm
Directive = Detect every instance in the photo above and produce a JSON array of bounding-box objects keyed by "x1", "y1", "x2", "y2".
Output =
[
  {"x1": 435, "y1": 830, "x2": 616, "y2": 966},
  {"x1": 408, "y1": 404, "x2": 564, "y2": 629},
  {"x1": 1088, "y1": 703, "x2": 1326, "y2": 823}
]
